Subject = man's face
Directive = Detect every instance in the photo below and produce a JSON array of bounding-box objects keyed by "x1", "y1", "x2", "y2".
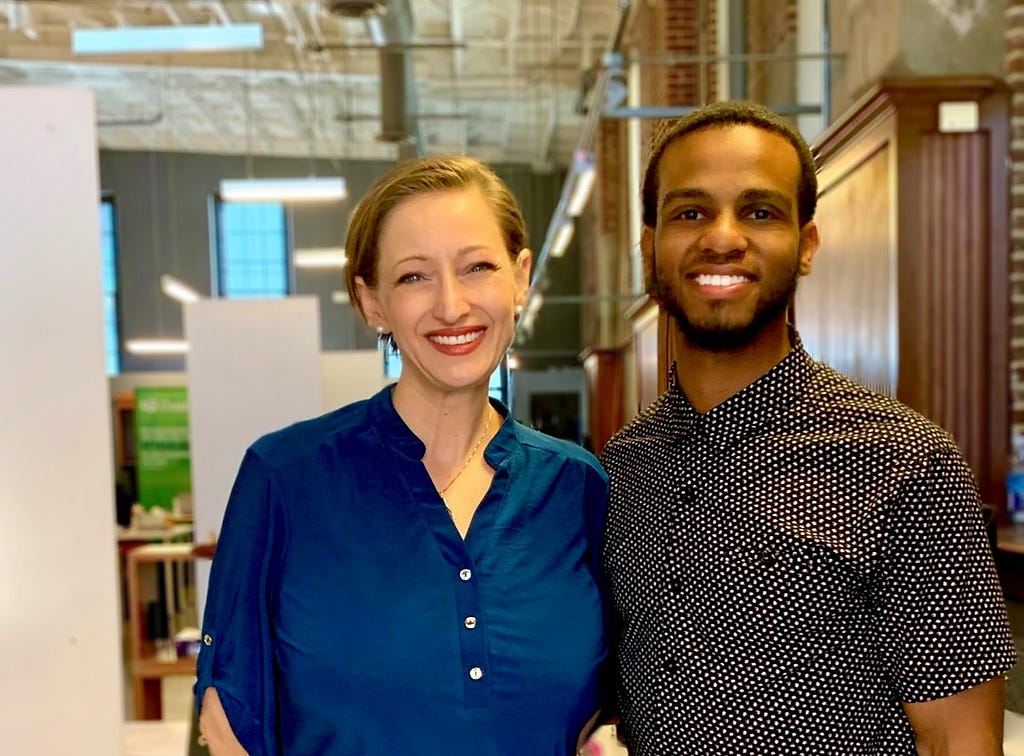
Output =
[{"x1": 642, "y1": 124, "x2": 818, "y2": 352}]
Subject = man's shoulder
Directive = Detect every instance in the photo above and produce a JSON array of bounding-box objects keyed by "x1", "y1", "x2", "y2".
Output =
[
  {"x1": 805, "y1": 360, "x2": 958, "y2": 451},
  {"x1": 601, "y1": 393, "x2": 677, "y2": 464}
]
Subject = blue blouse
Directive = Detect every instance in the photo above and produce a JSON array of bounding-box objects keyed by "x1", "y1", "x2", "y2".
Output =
[{"x1": 195, "y1": 386, "x2": 610, "y2": 755}]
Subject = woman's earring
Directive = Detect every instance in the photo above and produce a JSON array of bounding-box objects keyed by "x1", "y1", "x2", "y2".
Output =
[
  {"x1": 514, "y1": 304, "x2": 524, "y2": 317},
  {"x1": 375, "y1": 325, "x2": 384, "y2": 335}
]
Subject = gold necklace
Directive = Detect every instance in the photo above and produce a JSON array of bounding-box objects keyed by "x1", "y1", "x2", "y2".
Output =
[{"x1": 437, "y1": 410, "x2": 491, "y2": 509}]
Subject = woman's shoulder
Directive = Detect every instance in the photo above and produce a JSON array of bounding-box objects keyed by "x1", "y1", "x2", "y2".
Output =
[
  {"x1": 512, "y1": 421, "x2": 605, "y2": 477},
  {"x1": 248, "y1": 396, "x2": 377, "y2": 470}
]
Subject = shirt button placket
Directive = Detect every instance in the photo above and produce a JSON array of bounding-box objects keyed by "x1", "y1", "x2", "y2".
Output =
[{"x1": 456, "y1": 564, "x2": 487, "y2": 696}]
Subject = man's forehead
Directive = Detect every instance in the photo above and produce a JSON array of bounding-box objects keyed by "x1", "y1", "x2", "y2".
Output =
[{"x1": 656, "y1": 126, "x2": 801, "y2": 197}]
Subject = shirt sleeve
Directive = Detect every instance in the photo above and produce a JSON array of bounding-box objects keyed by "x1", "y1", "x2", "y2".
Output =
[
  {"x1": 872, "y1": 447, "x2": 1017, "y2": 702},
  {"x1": 195, "y1": 448, "x2": 285, "y2": 755}
]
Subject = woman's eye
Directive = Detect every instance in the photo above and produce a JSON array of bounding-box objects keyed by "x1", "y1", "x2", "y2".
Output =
[
  {"x1": 396, "y1": 272, "x2": 424, "y2": 285},
  {"x1": 468, "y1": 261, "x2": 498, "y2": 274}
]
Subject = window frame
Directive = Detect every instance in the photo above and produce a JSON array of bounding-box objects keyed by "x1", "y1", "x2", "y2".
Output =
[
  {"x1": 211, "y1": 196, "x2": 292, "y2": 299},
  {"x1": 100, "y1": 195, "x2": 121, "y2": 376}
]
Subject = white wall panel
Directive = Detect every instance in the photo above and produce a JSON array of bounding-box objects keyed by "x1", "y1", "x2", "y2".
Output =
[
  {"x1": 0, "y1": 87, "x2": 122, "y2": 755},
  {"x1": 185, "y1": 297, "x2": 322, "y2": 614}
]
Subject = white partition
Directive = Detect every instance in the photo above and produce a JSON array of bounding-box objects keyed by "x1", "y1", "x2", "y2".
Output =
[
  {"x1": 321, "y1": 349, "x2": 391, "y2": 411},
  {"x1": 0, "y1": 87, "x2": 122, "y2": 755},
  {"x1": 185, "y1": 297, "x2": 323, "y2": 613}
]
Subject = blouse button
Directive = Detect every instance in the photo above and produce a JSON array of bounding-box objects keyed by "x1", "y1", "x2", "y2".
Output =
[
  {"x1": 203, "y1": 634, "x2": 213, "y2": 646},
  {"x1": 459, "y1": 568, "x2": 472, "y2": 581},
  {"x1": 464, "y1": 616, "x2": 477, "y2": 629},
  {"x1": 469, "y1": 666, "x2": 484, "y2": 680}
]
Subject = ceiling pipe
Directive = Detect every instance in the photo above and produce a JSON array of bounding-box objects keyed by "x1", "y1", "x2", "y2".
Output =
[{"x1": 325, "y1": 0, "x2": 423, "y2": 159}]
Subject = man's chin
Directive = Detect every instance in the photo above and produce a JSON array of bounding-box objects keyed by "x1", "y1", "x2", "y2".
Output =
[{"x1": 678, "y1": 323, "x2": 762, "y2": 352}]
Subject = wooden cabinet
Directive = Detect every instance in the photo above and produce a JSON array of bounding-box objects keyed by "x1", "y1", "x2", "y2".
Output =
[
  {"x1": 112, "y1": 391, "x2": 136, "y2": 468},
  {"x1": 805, "y1": 76, "x2": 1008, "y2": 510},
  {"x1": 125, "y1": 543, "x2": 197, "y2": 720}
]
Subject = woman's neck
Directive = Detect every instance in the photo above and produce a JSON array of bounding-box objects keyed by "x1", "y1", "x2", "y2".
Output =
[{"x1": 391, "y1": 380, "x2": 495, "y2": 466}]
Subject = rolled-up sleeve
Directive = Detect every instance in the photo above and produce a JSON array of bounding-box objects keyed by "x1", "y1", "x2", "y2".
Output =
[{"x1": 195, "y1": 448, "x2": 285, "y2": 755}]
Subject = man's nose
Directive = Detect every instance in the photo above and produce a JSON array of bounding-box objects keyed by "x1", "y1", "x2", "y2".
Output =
[{"x1": 700, "y1": 213, "x2": 747, "y2": 256}]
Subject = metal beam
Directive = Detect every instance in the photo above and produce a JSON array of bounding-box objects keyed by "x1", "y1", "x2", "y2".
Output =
[
  {"x1": 603, "y1": 103, "x2": 822, "y2": 119},
  {"x1": 729, "y1": 0, "x2": 746, "y2": 99},
  {"x1": 627, "y1": 50, "x2": 845, "y2": 65}
]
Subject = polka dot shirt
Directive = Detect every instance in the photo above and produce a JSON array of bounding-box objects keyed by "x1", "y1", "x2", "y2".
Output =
[{"x1": 600, "y1": 336, "x2": 1017, "y2": 755}]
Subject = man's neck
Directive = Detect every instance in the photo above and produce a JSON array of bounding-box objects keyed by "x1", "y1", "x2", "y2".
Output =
[{"x1": 672, "y1": 321, "x2": 794, "y2": 413}]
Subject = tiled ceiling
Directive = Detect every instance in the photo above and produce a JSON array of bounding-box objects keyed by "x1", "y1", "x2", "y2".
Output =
[{"x1": 0, "y1": 0, "x2": 621, "y2": 167}]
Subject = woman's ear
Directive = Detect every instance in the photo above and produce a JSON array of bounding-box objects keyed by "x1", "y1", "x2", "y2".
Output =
[
  {"x1": 354, "y1": 276, "x2": 385, "y2": 331},
  {"x1": 514, "y1": 249, "x2": 532, "y2": 302}
]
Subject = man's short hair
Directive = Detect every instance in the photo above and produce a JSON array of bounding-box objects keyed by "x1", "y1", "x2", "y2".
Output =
[{"x1": 641, "y1": 101, "x2": 819, "y2": 228}]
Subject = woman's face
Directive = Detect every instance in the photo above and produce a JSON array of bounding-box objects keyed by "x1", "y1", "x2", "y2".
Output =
[{"x1": 356, "y1": 187, "x2": 531, "y2": 396}]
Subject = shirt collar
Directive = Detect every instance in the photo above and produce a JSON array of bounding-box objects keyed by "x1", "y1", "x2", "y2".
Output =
[
  {"x1": 367, "y1": 384, "x2": 516, "y2": 464},
  {"x1": 665, "y1": 331, "x2": 814, "y2": 447}
]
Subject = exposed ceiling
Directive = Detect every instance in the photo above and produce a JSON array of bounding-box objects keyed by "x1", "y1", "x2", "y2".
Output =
[{"x1": 0, "y1": 0, "x2": 622, "y2": 168}]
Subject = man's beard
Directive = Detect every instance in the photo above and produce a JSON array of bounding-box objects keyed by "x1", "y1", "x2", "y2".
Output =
[{"x1": 651, "y1": 260, "x2": 799, "y2": 353}]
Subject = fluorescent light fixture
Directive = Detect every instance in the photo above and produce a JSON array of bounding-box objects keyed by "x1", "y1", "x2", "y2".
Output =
[
  {"x1": 220, "y1": 177, "x2": 348, "y2": 203},
  {"x1": 565, "y1": 164, "x2": 597, "y2": 217},
  {"x1": 549, "y1": 221, "x2": 575, "y2": 258},
  {"x1": 72, "y1": 23, "x2": 264, "y2": 55},
  {"x1": 507, "y1": 353, "x2": 521, "y2": 370},
  {"x1": 294, "y1": 248, "x2": 347, "y2": 268},
  {"x1": 125, "y1": 339, "x2": 189, "y2": 355},
  {"x1": 330, "y1": 290, "x2": 351, "y2": 304},
  {"x1": 160, "y1": 274, "x2": 200, "y2": 303}
]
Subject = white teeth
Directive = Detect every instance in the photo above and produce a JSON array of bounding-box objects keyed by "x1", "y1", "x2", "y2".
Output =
[
  {"x1": 696, "y1": 274, "x2": 748, "y2": 287},
  {"x1": 430, "y1": 331, "x2": 483, "y2": 346}
]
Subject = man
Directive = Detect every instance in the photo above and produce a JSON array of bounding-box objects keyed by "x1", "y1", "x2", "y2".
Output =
[{"x1": 600, "y1": 101, "x2": 1017, "y2": 755}]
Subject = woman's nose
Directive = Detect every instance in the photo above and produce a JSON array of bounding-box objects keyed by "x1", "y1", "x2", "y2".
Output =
[{"x1": 434, "y1": 274, "x2": 471, "y2": 321}]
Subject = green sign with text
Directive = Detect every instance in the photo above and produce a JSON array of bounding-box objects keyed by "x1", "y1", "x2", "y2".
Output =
[{"x1": 135, "y1": 387, "x2": 191, "y2": 510}]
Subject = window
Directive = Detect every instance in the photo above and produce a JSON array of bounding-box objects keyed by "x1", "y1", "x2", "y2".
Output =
[
  {"x1": 383, "y1": 347, "x2": 511, "y2": 406},
  {"x1": 100, "y1": 198, "x2": 120, "y2": 375},
  {"x1": 213, "y1": 200, "x2": 289, "y2": 298}
]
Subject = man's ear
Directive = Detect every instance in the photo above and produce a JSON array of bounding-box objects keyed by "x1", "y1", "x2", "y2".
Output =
[
  {"x1": 797, "y1": 221, "x2": 819, "y2": 276},
  {"x1": 354, "y1": 276, "x2": 385, "y2": 331},
  {"x1": 640, "y1": 226, "x2": 657, "y2": 293}
]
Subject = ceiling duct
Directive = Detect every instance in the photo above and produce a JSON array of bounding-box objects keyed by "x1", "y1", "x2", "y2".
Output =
[
  {"x1": 325, "y1": 1, "x2": 386, "y2": 16},
  {"x1": 326, "y1": 0, "x2": 421, "y2": 158}
]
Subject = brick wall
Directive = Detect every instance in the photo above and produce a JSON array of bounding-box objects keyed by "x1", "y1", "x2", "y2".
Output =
[
  {"x1": 1008, "y1": 0, "x2": 1024, "y2": 431},
  {"x1": 663, "y1": 0, "x2": 718, "y2": 106},
  {"x1": 746, "y1": 0, "x2": 798, "y2": 109}
]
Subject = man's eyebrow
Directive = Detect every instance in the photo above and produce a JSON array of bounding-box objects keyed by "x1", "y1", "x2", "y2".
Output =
[
  {"x1": 660, "y1": 188, "x2": 712, "y2": 210},
  {"x1": 738, "y1": 188, "x2": 792, "y2": 207}
]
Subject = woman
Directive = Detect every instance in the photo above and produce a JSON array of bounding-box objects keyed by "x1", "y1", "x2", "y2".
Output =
[{"x1": 196, "y1": 155, "x2": 609, "y2": 755}]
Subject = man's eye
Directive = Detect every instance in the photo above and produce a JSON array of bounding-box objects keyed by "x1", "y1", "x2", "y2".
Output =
[
  {"x1": 672, "y1": 208, "x2": 702, "y2": 221},
  {"x1": 750, "y1": 208, "x2": 773, "y2": 221}
]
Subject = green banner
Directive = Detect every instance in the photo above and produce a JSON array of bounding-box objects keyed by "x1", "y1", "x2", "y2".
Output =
[{"x1": 135, "y1": 387, "x2": 191, "y2": 511}]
